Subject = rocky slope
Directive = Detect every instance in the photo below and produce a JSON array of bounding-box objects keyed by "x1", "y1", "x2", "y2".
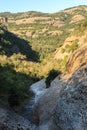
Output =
[
  {"x1": 31, "y1": 43, "x2": 87, "y2": 130},
  {"x1": 52, "y1": 67, "x2": 87, "y2": 130},
  {"x1": 31, "y1": 76, "x2": 65, "y2": 129},
  {"x1": 66, "y1": 43, "x2": 87, "y2": 73},
  {"x1": 0, "y1": 105, "x2": 32, "y2": 130}
]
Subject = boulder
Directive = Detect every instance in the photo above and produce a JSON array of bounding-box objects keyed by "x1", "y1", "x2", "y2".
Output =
[
  {"x1": 31, "y1": 77, "x2": 65, "y2": 129},
  {"x1": 52, "y1": 68, "x2": 87, "y2": 130},
  {"x1": 51, "y1": 43, "x2": 87, "y2": 130}
]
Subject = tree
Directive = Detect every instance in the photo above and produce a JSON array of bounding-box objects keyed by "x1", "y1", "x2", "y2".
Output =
[{"x1": 45, "y1": 69, "x2": 61, "y2": 88}]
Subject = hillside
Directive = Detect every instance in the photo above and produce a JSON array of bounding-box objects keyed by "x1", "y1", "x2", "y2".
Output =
[
  {"x1": 0, "y1": 5, "x2": 87, "y2": 70},
  {"x1": 0, "y1": 5, "x2": 87, "y2": 108},
  {"x1": 0, "y1": 25, "x2": 40, "y2": 108},
  {"x1": 0, "y1": 25, "x2": 39, "y2": 61}
]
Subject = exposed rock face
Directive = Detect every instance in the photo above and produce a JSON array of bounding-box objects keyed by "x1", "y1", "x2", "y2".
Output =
[
  {"x1": 51, "y1": 43, "x2": 87, "y2": 130},
  {"x1": 66, "y1": 43, "x2": 87, "y2": 73},
  {"x1": 0, "y1": 17, "x2": 8, "y2": 23},
  {"x1": 52, "y1": 67, "x2": 87, "y2": 130},
  {"x1": 0, "y1": 105, "x2": 31, "y2": 130},
  {"x1": 30, "y1": 79, "x2": 46, "y2": 102},
  {"x1": 32, "y1": 43, "x2": 87, "y2": 130},
  {"x1": 31, "y1": 77, "x2": 65, "y2": 129}
]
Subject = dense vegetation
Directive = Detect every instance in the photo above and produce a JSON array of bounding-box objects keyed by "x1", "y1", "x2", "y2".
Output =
[{"x1": 0, "y1": 65, "x2": 30, "y2": 106}]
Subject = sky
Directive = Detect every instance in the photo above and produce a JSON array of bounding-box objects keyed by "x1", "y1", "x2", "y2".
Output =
[{"x1": 0, "y1": 0, "x2": 87, "y2": 13}]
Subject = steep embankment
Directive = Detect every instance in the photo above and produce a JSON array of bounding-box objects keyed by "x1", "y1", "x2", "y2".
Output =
[
  {"x1": 31, "y1": 43, "x2": 87, "y2": 130},
  {"x1": 66, "y1": 43, "x2": 87, "y2": 73},
  {"x1": 52, "y1": 44, "x2": 87, "y2": 130}
]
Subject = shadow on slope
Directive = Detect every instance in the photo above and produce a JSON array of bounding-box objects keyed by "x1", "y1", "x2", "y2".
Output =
[
  {"x1": 0, "y1": 64, "x2": 40, "y2": 107},
  {"x1": 0, "y1": 26, "x2": 39, "y2": 62}
]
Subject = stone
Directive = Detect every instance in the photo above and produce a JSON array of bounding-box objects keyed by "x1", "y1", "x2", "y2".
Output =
[
  {"x1": 0, "y1": 105, "x2": 31, "y2": 130},
  {"x1": 52, "y1": 68, "x2": 87, "y2": 130},
  {"x1": 31, "y1": 77, "x2": 65, "y2": 129}
]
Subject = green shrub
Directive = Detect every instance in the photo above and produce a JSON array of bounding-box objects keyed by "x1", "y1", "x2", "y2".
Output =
[
  {"x1": 45, "y1": 69, "x2": 61, "y2": 88},
  {"x1": 0, "y1": 64, "x2": 33, "y2": 107},
  {"x1": 8, "y1": 87, "x2": 20, "y2": 107}
]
